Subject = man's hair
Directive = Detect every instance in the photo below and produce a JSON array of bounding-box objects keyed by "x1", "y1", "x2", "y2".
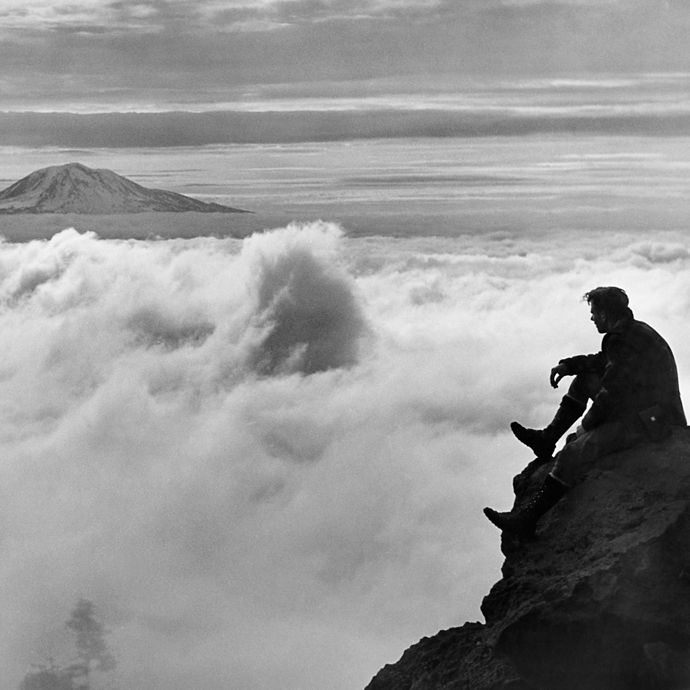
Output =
[{"x1": 583, "y1": 286, "x2": 630, "y2": 318}]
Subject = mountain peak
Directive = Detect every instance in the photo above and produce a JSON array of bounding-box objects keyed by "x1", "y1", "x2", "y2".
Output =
[{"x1": 0, "y1": 162, "x2": 247, "y2": 214}]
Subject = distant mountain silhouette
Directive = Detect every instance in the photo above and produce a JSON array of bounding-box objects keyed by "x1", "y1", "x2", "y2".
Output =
[{"x1": 0, "y1": 162, "x2": 248, "y2": 214}]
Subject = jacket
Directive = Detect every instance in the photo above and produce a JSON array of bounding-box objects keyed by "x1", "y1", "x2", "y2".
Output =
[{"x1": 559, "y1": 310, "x2": 686, "y2": 431}]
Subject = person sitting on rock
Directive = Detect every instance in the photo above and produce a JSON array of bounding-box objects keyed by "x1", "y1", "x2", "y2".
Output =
[{"x1": 484, "y1": 286, "x2": 686, "y2": 538}]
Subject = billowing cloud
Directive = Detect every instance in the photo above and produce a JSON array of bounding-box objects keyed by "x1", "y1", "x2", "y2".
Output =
[
  {"x1": 3, "y1": 221, "x2": 690, "y2": 689},
  {"x1": 627, "y1": 241, "x2": 690, "y2": 265},
  {"x1": 243, "y1": 226, "x2": 367, "y2": 374}
]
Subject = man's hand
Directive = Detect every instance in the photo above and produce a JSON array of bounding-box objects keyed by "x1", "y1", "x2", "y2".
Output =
[{"x1": 549, "y1": 363, "x2": 568, "y2": 388}]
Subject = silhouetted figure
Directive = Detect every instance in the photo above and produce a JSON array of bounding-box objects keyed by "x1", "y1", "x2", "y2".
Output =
[{"x1": 485, "y1": 286, "x2": 686, "y2": 537}]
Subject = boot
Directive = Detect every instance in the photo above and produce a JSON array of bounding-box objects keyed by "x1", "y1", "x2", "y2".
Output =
[
  {"x1": 511, "y1": 396, "x2": 585, "y2": 458},
  {"x1": 483, "y1": 473, "x2": 568, "y2": 537}
]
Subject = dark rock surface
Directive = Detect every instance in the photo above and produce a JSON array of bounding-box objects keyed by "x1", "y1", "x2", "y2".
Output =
[
  {"x1": 0, "y1": 162, "x2": 248, "y2": 214},
  {"x1": 366, "y1": 427, "x2": 690, "y2": 690},
  {"x1": 365, "y1": 623, "x2": 527, "y2": 690}
]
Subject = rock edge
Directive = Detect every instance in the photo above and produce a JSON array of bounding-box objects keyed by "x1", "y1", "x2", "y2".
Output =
[{"x1": 366, "y1": 428, "x2": 690, "y2": 690}]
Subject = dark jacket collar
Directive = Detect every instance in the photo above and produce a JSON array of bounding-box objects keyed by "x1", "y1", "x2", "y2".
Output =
[{"x1": 608, "y1": 309, "x2": 634, "y2": 334}]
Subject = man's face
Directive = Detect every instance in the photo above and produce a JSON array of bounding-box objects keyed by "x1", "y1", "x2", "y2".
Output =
[{"x1": 590, "y1": 305, "x2": 609, "y2": 333}]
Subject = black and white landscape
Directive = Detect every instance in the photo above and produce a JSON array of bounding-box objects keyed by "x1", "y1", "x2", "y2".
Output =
[{"x1": 2, "y1": 3, "x2": 690, "y2": 690}]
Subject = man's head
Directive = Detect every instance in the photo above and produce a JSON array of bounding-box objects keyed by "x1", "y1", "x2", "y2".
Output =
[{"x1": 584, "y1": 286, "x2": 630, "y2": 333}]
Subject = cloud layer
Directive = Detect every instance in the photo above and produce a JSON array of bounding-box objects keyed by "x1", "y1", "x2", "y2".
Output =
[
  {"x1": 3, "y1": 222, "x2": 690, "y2": 689},
  {"x1": 2, "y1": 0, "x2": 690, "y2": 112},
  {"x1": 4, "y1": 103, "x2": 690, "y2": 147}
]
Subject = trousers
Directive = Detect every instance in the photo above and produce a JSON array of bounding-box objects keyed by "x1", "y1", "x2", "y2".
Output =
[
  {"x1": 551, "y1": 419, "x2": 645, "y2": 485},
  {"x1": 551, "y1": 372, "x2": 645, "y2": 485},
  {"x1": 563, "y1": 370, "x2": 602, "y2": 409}
]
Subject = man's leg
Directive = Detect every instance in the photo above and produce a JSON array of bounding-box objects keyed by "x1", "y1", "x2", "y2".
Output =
[
  {"x1": 483, "y1": 434, "x2": 588, "y2": 539},
  {"x1": 511, "y1": 373, "x2": 600, "y2": 458},
  {"x1": 550, "y1": 420, "x2": 639, "y2": 486},
  {"x1": 485, "y1": 421, "x2": 640, "y2": 537},
  {"x1": 483, "y1": 473, "x2": 569, "y2": 538}
]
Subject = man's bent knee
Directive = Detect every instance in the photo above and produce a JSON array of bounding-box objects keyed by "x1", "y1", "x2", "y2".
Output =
[
  {"x1": 565, "y1": 372, "x2": 602, "y2": 407},
  {"x1": 551, "y1": 434, "x2": 592, "y2": 486},
  {"x1": 551, "y1": 421, "x2": 641, "y2": 486}
]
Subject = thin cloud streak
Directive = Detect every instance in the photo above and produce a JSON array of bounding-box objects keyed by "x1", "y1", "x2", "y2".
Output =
[
  {"x1": 6, "y1": 71, "x2": 690, "y2": 113},
  {"x1": 2, "y1": 104, "x2": 690, "y2": 147}
]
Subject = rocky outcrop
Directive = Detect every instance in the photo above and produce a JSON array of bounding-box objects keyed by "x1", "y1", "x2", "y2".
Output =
[
  {"x1": 364, "y1": 623, "x2": 526, "y2": 690},
  {"x1": 366, "y1": 427, "x2": 690, "y2": 690},
  {"x1": 0, "y1": 162, "x2": 247, "y2": 214}
]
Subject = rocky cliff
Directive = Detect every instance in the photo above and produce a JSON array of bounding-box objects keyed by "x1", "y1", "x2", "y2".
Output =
[
  {"x1": 366, "y1": 427, "x2": 690, "y2": 690},
  {"x1": 0, "y1": 162, "x2": 247, "y2": 214}
]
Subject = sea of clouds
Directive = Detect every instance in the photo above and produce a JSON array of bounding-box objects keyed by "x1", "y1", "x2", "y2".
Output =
[{"x1": 3, "y1": 222, "x2": 690, "y2": 689}]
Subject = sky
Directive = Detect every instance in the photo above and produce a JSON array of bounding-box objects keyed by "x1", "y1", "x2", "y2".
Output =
[
  {"x1": 2, "y1": 0, "x2": 690, "y2": 147},
  {"x1": 1, "y1": 0, "x2": 690, "y2": 115}
]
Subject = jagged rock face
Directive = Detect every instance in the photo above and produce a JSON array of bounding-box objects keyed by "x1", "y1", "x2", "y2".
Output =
[
  {"x1": 366, "y1": 428, "x2": 690, "y2": 690},
  {"x1": 0, "y1": 162, "x2": 246, "y2": 214},
  {"x1": 365, "y1": 623, "x2": 527, "y2": 690}
]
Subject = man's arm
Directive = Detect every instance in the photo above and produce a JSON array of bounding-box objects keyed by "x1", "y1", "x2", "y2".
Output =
[
  {"x1": 581, "y1": 336, "x2": 635, "y2": 430},
  {"x1": 551, "y1": 352, "x2": 605, "y2": 388}
]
